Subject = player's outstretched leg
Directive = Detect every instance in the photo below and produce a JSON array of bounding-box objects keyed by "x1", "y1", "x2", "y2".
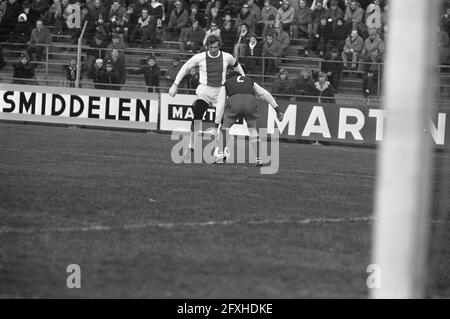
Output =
[
  {"x1": 183, "y1": 99, "x2": 209, "y2": 159},
  {"x1": 248, "y1": 127, "x2": 262, "y2": 167}
]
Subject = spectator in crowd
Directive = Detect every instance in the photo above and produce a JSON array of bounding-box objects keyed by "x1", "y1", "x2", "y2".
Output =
[
  {"x1": 124, "y1": 5, "x2": 138, "y2": 33},
  {"x1": 26, "y1": 19, "x2": 51, "y2": 62},
  {"x1": 262, "y1": 13, "x2": 276, "y2": 38},
  {"x1": 128, "y1": 55, "x2": 160, "y2": 92},
  {"x1": 165, "y1": 0, "x2": 188, "y2": 41},
  {"x1": 362, "y1": 48, "x2": 381, "y2": 97},
  {"x1": 130, "y1": 8, "x2": 157, "y2": 48},
  {"x1": 0, "y1": 0, "x2": 22, "y2": 42},
  {"x1": 234, "y1": 22, "x2": 251, "y2": 59},
  {"x1": 104, "y1": 59, "x2": 121, "y2": 90},
  {"x1": 77, "y1": 5, "x2": 96, "y2": 39},
  {"x1": 8, "y1": 13, "x2": 33, "y2": 44},
  {"x1": 295, "y1": 67, "x2": 315, "y2": 101},
  {"x1": 325, "y1": 18, "x2": 348, "y2": 53},
  {"x1": 342, "y1": 29, "x2": 363, "y2": 69},
  {"x1": 305, "y1": 17, "x2": 329, "y2": 57},
  {"x1": 221, "y1": 19, "x2": 237, "y2": 54},
  {"x1": 43, "y1": 0, "x2": 62, "y2": 32},
  {"x1": 22, "y1": 0, "x2": 40, "y2": 26},
  {"x1": 149, "y1": 0, "x2": 164, "y2": 26},
  {"x1": 165, "y1": 55, "x2": 183, "y2": 84},
  {"x1": 105, "y1": 48, "x2": 126, "y2": 87},
  {"x1": 248, "y1": 0, "x2": 263, "y2": 35},
  {"x1": 13, "y1": 53, "x2": 36, "y2": 85},
  {"x1": 203, "y1": 21, "x2": 221, "y2": 47},
  {"x1": 223, "y1": 13, "x2": 234, "y2": 29},
  {"x1": 276, "y1": 0, "x2": 294, "y2": 33},
  {"x1": 290, "y1": 0, "x2": 312, "y2": 38},
  {"x1": 321, "y1": 47, "x2": 343, "y2": 91},
  {"x1": 86, "y1": 29, "x2": 108, "y2": 67},
  {"x1": 261, "y1": 0, "x2": 277, "y2": 25},
  {"x1": 109, "y1": 0, "x2": 126, "y2": 21},
  {"x1": 205, "y1": 0, "x2": 222, "y2": 17},
  {"x1": 134, "y1": 0, "x2": 149, "y2": 19},
  {"x1": 273, "y1": 68, "x2": 294, "y2": 95},
  {"x1": 310, "y1": 0, "x2": 328, "y2": 36},
  {"x1": 237, "y1": 3, "x2": 256, "y2": 35},
  {"x1": 107, "y1": 31, "x2": 127, "y2": 50},
  {"x1": 184, "y1": 67, "x2": 199, "y2": 92},
  {"x1": 438, "y1": 26, "x2": 450, "y2": 65},
  {"x1": 273, "y1": 20, "x2": 290, "y2": 56},
  {"x1": 187, "y1": 3, "x2": 205, "y2": 28},
  {"x1": 206, "y1": 6, "x2": 222, "y2": 28},
  {"x1": 89, "y1": 58, "x2": 107, "y2": 89},
  {"x1": 65, "y1": 58, "x2": 82, "y2": 88},
  {"x1": 312, "y1": 71, "x2": 335, "y2": 103},
  {"x1": 262, "y1": 32, "x2": 283, "y2": 73},
  {"x1": 360, "y1": 27, "x2": 384, "y2": 63},
  {"x1": 223, "y1": 0, "x2": 246, "y2": 17},
  {"x1": 54, "y1": 0, "x2": 73, "y2": 35},
  {"x1": 90, "y1": 0, "x2": 107, "y2": 23},
  {"x1": 179, "y1": 19, "x2": 205, "y2": 52},
  {"x1": 244, "y1": 34, "x2": 262, "y2": 73},
  {"x1": 440, "y1": 6, "x2": 450, "y2": 35},
  {"x1": 31, "y1": 0, "x2": 51, "y2": 19},
  {"x1": 344, "y1": 0, "x2": 364, "y2": 33},
  {"x1": 326, "y1": 0, "x2": 344, "y2": 31}
]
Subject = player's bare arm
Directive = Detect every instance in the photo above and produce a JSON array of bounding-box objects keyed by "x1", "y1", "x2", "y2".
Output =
[{"x1": 253, "y1": 83, "x2": 284, "y2": 121}]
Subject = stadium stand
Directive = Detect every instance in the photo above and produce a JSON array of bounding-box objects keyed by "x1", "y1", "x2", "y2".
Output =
[{"x1": 0, "y1": 0, "x2": 449, "y2": 105}]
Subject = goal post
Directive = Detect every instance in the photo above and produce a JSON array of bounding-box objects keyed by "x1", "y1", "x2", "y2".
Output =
[{"x1": 370, "y1": 0, "x2": 440, "y2": 298}]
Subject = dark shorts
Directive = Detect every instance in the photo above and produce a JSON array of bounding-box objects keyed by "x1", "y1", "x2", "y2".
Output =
[{"x1": 222, "y1": 94, "x2": 259, "y2": 129}]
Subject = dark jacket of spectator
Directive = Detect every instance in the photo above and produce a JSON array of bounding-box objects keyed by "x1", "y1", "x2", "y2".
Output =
[
  {"x1": 293, "y1": 4, "x2": 312, "y2": 26},
  {"x1": 168, "y1": 7, "x2": 188, "y2": 29},
  {"x1": 344, "y1": 3, "x2": 364, "y2": 29},
  {"x1": 133, "y1": 0, "x2": 149, "y2": 17},
  {"x1": 10, "y1": 16, "x2": 33, "y2": 43},
  {"x1": 274, "y1": 28, "x2": 290, "y2": 53},
  {"x1": 311, "y1": 6, "x2": 328, "y2": 34},
  {"x1": 184, "y1": 25, "x2": 205, "y2": 46},
  {"x1": 273, "y1": 70, "x2": 294, "y2": 95},
  {"x1": 105, "y1": 54, "x2": 126, "y2": 84},
  {"x1": 296, "y1": 71, "x2": 315, "y2": 97},
  {"x1": 237, "y1": 9, "x2": 256, "y2": 34},
  {"x1": 32, "y1": 0, "x2": 50, "y2": 15},
  {"x1": 261, "y1": 5, "x2": 278, "y2": 24},
  {"x1": 89, "y1": 63, "x2": 107, "y2": 89},
  {"x1": 2, "y1": 0, "x2": 22, "y2": 25},
  {"x1": 148, "y1": 1, "x2": 163, "y2": 20},
  {"x1": 29, "y1": 24, "x2": 51, "y2": 44},
  {"x1": 312, "y1": 79, "x2": 335, "y2": 104},
  {"x1": 91, "y1": 2, "x2": 108, "y2": 22},
  {"x1": 13, "y1": 54, "x2": 36, "y2": 84},
  {"x1": 221, "y1": 26, "x2": 237, "y2": 54},
  {"x1": 104, "y1": 68, "x2": 121, "y2": 90},
  {"x1": 262, "y1": 38, "x2": 283, "y2": 57},
  {"x1": 129, "y1": 63, "x2": 160, "y2": 87}
]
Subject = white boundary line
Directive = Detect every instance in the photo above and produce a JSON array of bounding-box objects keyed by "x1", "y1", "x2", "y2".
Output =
[
  {"x1": 2, "y1": 216, "x2": 446, "y2": 235},
  {"x1": 0, "y1": 216, "x2": 374, "y2": 235}
]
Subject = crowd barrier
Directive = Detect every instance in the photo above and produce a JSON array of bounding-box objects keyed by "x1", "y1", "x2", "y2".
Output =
[{"x1": 0, "y1": 84, "x2": 448, "y2": 149}]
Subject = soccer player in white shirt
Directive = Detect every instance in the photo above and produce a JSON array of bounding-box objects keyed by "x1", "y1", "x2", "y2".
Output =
[{"x1": 168, "y1": 35, "x2": 245, "y2": 157}]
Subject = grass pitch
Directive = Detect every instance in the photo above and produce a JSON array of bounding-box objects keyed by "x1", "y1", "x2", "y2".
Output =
[{"x1": 0, "y1": 122, "x2": 448, "y2": 298}]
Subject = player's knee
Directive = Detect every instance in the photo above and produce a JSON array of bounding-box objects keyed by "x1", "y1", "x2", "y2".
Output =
[{"x1": 192, "y1": 99, "x2": 209, "y2": 120}]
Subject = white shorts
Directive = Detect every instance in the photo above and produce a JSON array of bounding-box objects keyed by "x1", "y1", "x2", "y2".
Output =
[{"x1": 196, "y1": 84, "x2": 222, "y2": 108}]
